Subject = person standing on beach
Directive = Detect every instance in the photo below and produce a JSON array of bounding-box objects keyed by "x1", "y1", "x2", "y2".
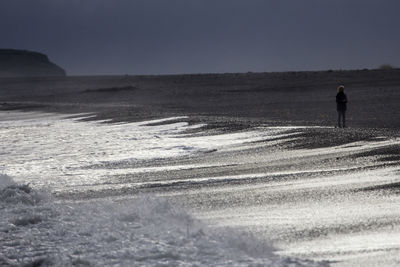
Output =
[{"x1": 336, "y1": 85, "x2": 347, "y2": 128}]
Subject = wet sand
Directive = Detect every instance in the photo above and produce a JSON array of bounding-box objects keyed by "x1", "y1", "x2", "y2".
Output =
[{"x1": 1, "y1": 68, "x2": 400, "y2": 128}]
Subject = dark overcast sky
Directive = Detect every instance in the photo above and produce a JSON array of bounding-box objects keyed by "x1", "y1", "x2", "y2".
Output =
[{"x1": 1, "y1": 0, "x2": 399, "y2": 75}]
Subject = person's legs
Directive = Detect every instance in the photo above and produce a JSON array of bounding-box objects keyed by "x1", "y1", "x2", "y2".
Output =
[
  {"x1": 337, "y1": 111, "x2": 342, "y2": 128},
  {"x1": 342, "y1": 111, "x2": 346, "y2": 128}
]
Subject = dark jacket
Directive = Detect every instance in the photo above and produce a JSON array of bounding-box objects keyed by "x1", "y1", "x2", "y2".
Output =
[{"x1": 336, "y1": 92, "x2": 347, "y2": 111}]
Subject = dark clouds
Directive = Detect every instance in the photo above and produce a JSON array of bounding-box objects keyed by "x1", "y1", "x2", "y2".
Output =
[{"x1": 1, "y1": 0, "x2": 399, "y2": 75}]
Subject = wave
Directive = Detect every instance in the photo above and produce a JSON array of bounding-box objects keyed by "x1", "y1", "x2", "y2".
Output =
[
  {"x1": 0, "y1": 174, "x2": 47, "y2": 205},
  {"x1": 0, "y1": 175, "x2": 327, "y2": 266},
  {"x1": 0, "y1": 112, "x2": 297, "y2": 192}
]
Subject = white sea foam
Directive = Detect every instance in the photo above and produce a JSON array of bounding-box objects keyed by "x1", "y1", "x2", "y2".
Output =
[
  {"x1": 0, "y1": 174, "x2": 14, "y2": 189},
  {"x1": 0, "y1": 176, "x2": 325, "y2": 266},
  {"x1": 0, "y1": 111, "x2": 295, "y2": 191},
  {"x1": 1, "y1": 110, "x2": 399, "y2": 197}
]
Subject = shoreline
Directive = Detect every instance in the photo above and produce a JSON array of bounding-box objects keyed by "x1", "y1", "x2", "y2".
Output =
[
  {"x1": 1, "y1": 68, "x2": 400, "y2": 129},
  {"x1": 1, "y1": 109, "x2": 400, "y2": 266}
]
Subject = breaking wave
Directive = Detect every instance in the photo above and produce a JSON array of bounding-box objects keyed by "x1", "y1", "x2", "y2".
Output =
[
  {"x1": 0, "y1": 174, "x2": 47, "y2": 205},
  {"x1": 0, "y1": 175, "x2": 327, "y2": 266}
]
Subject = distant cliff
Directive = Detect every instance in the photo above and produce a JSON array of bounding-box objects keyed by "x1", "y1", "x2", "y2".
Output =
[{"x1": 0, "y1": 49, "x2": 66, "y2": 77}]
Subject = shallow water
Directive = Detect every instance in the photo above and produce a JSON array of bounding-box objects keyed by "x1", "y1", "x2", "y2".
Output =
[{"x1": 1, "y1": 111, "x2": 399, "y2": 266}]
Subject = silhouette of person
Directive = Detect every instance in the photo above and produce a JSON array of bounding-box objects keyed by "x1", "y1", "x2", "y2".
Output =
[{"x1": 336, "y1": 85, "x2": 347, "y2": 128}]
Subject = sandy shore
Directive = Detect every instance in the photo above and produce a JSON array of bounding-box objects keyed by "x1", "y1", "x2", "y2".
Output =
[
  {"x1": 1, "y1": 69, "x2": 400, "y2": 266},
  {"x1": 1, "y1": 68, "x2": 400, "y2": 128}
]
